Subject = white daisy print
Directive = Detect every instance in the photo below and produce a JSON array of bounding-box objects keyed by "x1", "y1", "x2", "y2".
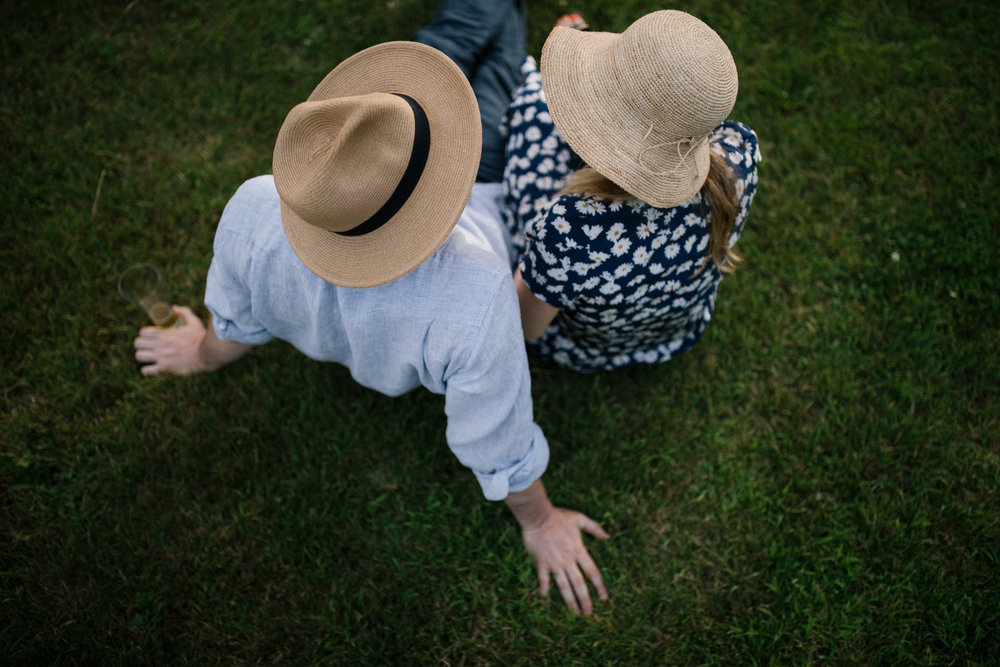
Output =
[
  {"x1": 599, "y1": 281, "x2": 620, "y2": 295},
  {"x1": 589, "y1": 251, "x2": 610, "y2": 264},
  {"x1": 553, "y1": 351, "x2": 572, "y2": 366},
  {"x1": 551, "y1": 216, "x2": 570, "y2": 234},
  {"x1": 606, "y1": 222, "x2": 626, "y2": 241},
  {"x1": 547, "y1": 267, "x2": 568, "y2": 281},
  {"x1": 582, "y1": 225, "x2": 603, "y2": 240},
  {"x1": 664, "y1": 243, "x2": 680, "y2": 259},
  {"x1": 611, "y1": 237, "x2": 632, "y2": 257},
  {"x1": 633, "y1": 246, "x2": 651, "y2": 265},
  {"x1": 576, "y1": 199, "x2": 606, "y2": 215}
]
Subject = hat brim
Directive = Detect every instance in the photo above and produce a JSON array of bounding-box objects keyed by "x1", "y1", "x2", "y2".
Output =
[
  {"x1": 540, "y1": 26, "x2": 710, "y2": 208},
  {"x1": 280, "y1": 41, "x2": 481, "y2": 288}
]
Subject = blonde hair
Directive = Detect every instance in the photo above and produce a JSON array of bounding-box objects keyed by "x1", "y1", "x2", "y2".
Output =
[{"x1": 558, "y1": 151, "x2": 741, "y2": 272}]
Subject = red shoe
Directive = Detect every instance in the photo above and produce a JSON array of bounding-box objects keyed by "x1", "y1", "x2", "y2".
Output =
[{"x1": 555, "y1": 13, "x2": 589, "y2": 30}]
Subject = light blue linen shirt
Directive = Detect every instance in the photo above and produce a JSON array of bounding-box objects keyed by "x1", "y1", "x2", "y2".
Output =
[{"x1": 204, "y1": 176, "x2": 548, "y2": 501}]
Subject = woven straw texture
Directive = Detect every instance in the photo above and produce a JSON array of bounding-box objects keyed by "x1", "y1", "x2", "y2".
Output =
[
  {"x1": 274, "y1": 41, "x2": 481, "y2": 288},
  {"x1": 541, "y1": 10, "x2": 737, "y2": 207}
]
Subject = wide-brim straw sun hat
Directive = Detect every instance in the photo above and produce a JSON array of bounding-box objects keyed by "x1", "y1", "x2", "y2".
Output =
[
  {"x1": 541, "y1": 10, "x2": 738, "y2": 208},
  {"x1": 273, "y1": 41, "x2": 481, "y2": 288}
]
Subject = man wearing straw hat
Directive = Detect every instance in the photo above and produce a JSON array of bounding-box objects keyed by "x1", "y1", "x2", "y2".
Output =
[{"x1": 132, "y1": 9, "x2": 609, "y2": 616}]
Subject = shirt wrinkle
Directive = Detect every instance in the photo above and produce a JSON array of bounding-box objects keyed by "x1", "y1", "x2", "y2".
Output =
[{"x1": 441, "y1": 276, "x2": 507, "y2": 385}]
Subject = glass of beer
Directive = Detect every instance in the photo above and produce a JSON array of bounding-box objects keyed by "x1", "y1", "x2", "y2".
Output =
[{"x1": 117, "y1": 263, "x2": 180, "y2": 328}]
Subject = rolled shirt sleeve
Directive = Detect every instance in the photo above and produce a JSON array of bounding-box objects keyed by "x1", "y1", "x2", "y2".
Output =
[
  {"x1": 443, "y1": 278, "x2": 549, "y2": 501},
  {"x1": 203, "y1": 179, "x2": 276, "y2": 346},
  {"x1": 205, "y1": 258, "x2": 274, "y2": 345}
]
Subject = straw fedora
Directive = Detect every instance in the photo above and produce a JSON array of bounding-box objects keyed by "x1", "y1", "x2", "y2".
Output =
[
  {"x1": 540, "y1": 10, "x2": 738, "y2": 208},
  {"x1": 273, "y1": 41, "x2": 481, "y2": 288}
]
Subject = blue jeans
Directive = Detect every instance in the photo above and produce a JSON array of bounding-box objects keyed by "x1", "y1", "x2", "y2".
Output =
[{"x1": 413, "y1": 0, "x2": 526, "y2": 182}]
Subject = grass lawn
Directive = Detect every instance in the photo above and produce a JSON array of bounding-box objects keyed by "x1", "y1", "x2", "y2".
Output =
[{"x1": 2, "y1": 0, "x2": 998, "y2": 663}]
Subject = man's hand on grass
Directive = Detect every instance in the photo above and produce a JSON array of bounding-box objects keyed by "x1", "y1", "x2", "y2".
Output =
[
  {"x1": 134, "y1": 306, "x2": 252, "y2": 375},
  {"x1": 504, "y1": 478, "x2": 610, "y2": 615}
]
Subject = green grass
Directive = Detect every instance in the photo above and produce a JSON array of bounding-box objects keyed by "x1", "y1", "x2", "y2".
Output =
[{"x1": 3, "y1": 0, "x2": 998, "y2": 663}]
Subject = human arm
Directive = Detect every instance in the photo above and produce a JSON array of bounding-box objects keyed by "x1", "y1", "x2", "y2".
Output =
[
  {"x1": 441, "y1": 273, "x2": 607, "y2": 613},
  {"x1": 504, "y1": 477, "x2": 610, "y2": 615},
  {"x1": 133, "y1": 305, "x2": 253, "y2": 376},
  {"x1": 514, "y1": 267, "x2": 559, "y2": 340}
]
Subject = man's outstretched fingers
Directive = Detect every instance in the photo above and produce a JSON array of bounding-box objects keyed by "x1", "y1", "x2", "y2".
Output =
[
  {"x1": 553, "y1": 569, "x2": 581, "y2": 615},
  {"x1": 578, "y1": 552, "x2": 608, "y2": 601},
  {"x1": 570, "y1": 568, "x2": 593, "y2": 615},
  {"x1": 537, "y1": 563, "x2": 551, "y2": 598},
  {"x1": 578, "y1": 514, "x2": 611, "y2": 540}
]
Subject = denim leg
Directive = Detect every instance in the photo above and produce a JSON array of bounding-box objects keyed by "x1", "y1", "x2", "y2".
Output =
[{"x1": 413, "y1": 0, "x2": 525, "y2": 182}]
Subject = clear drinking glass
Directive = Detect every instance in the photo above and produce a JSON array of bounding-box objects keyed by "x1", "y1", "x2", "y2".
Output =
[{"x1": 117, "y1": 263, "x2": 180, "y2": 328}]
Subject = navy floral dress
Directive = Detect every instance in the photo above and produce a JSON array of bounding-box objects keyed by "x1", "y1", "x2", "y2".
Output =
[{"x1": 502, "y1": 58, "x2": 761, "y2": 372}]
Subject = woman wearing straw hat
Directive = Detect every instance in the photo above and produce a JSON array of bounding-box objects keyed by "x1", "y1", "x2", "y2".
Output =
[
  {"x1": 503, "y1": 10, "x2": 762, "y2": 372},
  {"x1": 133, "y1": 17, "x2": 610, "y2": 615}
]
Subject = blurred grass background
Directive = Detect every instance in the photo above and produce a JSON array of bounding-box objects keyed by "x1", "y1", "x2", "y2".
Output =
[{"x1": 2, "y1": 0, "x2": 998, "y2": 663}]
